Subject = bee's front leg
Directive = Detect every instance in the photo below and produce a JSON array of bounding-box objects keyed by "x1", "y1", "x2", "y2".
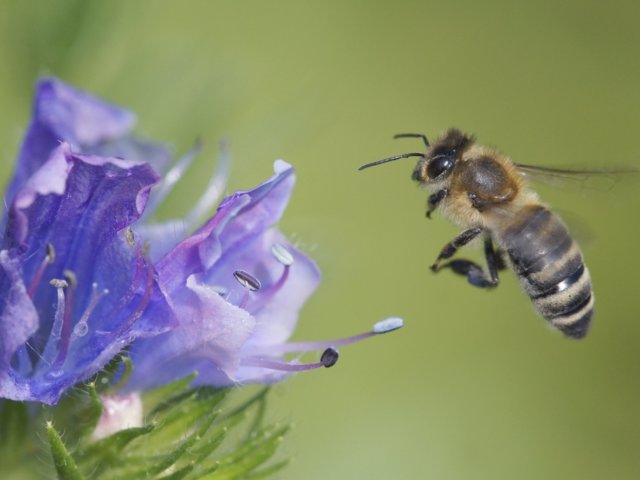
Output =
[{"x1": 426, "y1": 188, "x2": 448, "y2": 218}]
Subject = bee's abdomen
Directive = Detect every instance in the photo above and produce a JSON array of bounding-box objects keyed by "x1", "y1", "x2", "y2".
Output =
[{"x1": 502, "y1": 206, "x2": 593, "y2": 339}]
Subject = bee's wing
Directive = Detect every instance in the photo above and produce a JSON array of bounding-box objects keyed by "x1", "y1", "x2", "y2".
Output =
[{"x1": 514, "y1": 163, "x2": 638, "y2": 191}]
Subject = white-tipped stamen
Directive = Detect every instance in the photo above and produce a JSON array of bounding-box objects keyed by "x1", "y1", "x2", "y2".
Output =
[
  {"x1": 257, "y1": 317, "x2": 405, "y2": 355},
  {"x1": 271, "y1": 243, "x2": 294, "y2": 266},
  {"x1": 372, "y1": 317, "x2": 404, "y2": 334},
  {"x1": 49, "y1": 278, "x2": 68, "y2": 289},
  {"x1": 248, "y1": 259, "x2": 291, "y2": 314},
  {"x1": 40, "y1": 279, "x2": 69, "y2": 366}
]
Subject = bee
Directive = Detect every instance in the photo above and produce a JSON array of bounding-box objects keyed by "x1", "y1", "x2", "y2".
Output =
[{"x1": 360, "y1": 128, "x2": 605, "y2": 339}]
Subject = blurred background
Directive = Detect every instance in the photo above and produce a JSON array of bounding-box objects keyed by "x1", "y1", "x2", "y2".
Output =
[{"x1": 2, "y1": 1, "x2": 640, "y2": 478}]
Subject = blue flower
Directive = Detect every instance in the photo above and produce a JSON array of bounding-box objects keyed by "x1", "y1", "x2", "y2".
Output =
[{"x1": 0, "y1": 78, "x2": 402, "y2": 404}]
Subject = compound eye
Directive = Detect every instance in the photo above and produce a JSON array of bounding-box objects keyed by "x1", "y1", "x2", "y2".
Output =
[{"x1": 426, "y1": 154, "x2": 455, "y2": 179}]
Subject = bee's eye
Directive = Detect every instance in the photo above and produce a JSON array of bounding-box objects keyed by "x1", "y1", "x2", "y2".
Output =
[{"x1": 427, "y1": 154, "x2": 455, "y2": 179}]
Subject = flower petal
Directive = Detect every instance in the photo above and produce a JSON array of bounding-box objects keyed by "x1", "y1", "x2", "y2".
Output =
[
  {"x1": 1, "y1": 145, "x2": 177, "y2": 403},
  {"x1": 155, "y1": 161, "x2": 296, "y2": 288},
  {"x1": 126, "y1": 274, "x2": 256, "y2": 390},
  {"x1": 6, "y1": 78, "x2": 136, "y2": 204},
  {"x1": 0, "y1": 250, "x2": 39, "y2": 400},
  {"x1": 126, "y1": 161, "x2": 319, "y2": 388}
]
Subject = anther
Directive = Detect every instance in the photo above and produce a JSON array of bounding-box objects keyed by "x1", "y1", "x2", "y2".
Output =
[
  {"x1": 63, "y1": 270, "x2": 78, "y2": 289},
  {"x1": 271, "y1": 243, "x2": 294, "y2": 267},
  {"x1": 49, "y1": 278, "x2": 69, "y2": 289},
  {"x1": 46, "y1": 243, "x2": 56, "y2": 263},
  {"x1": 320, "y1": 347, "x2": 339, "y2": 368},
  {"x1": 372, "y1": 317, "x2": 404, "y2": 334},
  {"x1": 248, "y1": 246, "x2": 293, "y2": 313},
  {"x1": 233, "y1": 270, "x2": 261, "y2": 291},
  {"x1": 124, "y1": 227, "x2": 136, "y2": 247}
]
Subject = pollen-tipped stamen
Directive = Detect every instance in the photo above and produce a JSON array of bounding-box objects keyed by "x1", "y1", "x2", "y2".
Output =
[
  {"x1": 258, "y1": 317, "x2": 404, "y2": 356},
  {"x1": 40, "y1": 278, "x2": 69, "y2": 367},
  {"x1": 248, "y1": 244, "x2": 295, "y2": 313},
  {"x1": 241, "y1": 347, "x2": 340, "y2": 372},
  {"x1": 27, "y1": 243, "x2": 56, "y2": 298}
]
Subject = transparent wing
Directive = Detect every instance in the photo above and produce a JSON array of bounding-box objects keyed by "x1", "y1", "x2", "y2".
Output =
[{"x1": 514, "y1": 163, "x2": 639, "y2": 191}]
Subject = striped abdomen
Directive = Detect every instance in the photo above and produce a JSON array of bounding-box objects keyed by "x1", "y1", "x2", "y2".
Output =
[{"x1": 500, "y1": 205, "x2": 593, "y2": 338}]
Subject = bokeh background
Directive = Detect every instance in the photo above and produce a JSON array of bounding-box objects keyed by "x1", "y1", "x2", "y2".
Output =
[{"x1": 2, "y1": 1, "x2": 640, "y2": 478}]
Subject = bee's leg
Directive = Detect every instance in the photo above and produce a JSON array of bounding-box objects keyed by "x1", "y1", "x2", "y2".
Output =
[
  {"x1": 426, "y1": 188, "x2": 448, "y2": 218},
  {"x1": 430, "y1": 227, "x2": 483, "y2": 271},
  {"x1": 439, "y1": 237, "x2": 501, "y2": 289}
]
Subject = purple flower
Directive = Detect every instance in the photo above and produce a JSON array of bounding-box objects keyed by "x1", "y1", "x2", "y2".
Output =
[
  {"x1": 0, "y1": 142, "x2": 176, "y2": 404},
  {"x1": 0, "y1": 78, "x2": 402, "y2": 404}
]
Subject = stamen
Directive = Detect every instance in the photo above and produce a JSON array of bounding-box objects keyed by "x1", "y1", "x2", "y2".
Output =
[
  {"x1": 249, "y1": 245, "x2": 294, "y2": 313},
  {"x1": 233, "y1": 270, "x2": 261, "y2": 309},
  {"x1": 260, "y1": 317, "x2": 405, "y2": 355},
  {"x1": 40, "y1": 278, "x2": 69, "y2": 366},
  {"x1": 271, "y1": 243, "x2": 294, "y2": 267},
  {"x1": 124, "y1": 227, "x2": 136, "y2": 248},
  {"x1": 233, "y1": 270, "x2": 261, "y2": 291},
  {"x1": 372, "y1": 317, "x2": 404, "y2": 334},
  {"x1": 63, "y1": 270, "x2": 78, "y2": 288},
  {"x1": 241, "y1": 348, "x2": 340, "y2": 372},
  {"x1": 49, "y1": 278, "x2": 68, "y2": 289},
  {"x1": 27, "y1": 243, "x2": 56, "y2": 298},
  {"x1": 54, "y1": 273, "x2": 77, "y2": 367},
  {"x1": 73, "y1": 283, "x2": 110, "y2": 339}
]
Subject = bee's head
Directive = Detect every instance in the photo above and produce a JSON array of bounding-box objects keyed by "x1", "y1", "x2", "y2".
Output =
[
  {"x1": 412, "y1": 128, "x2": 474, "y2": 184},
  {"x1": 359, "y1": 128, "x2": 474, "y2": 184}
]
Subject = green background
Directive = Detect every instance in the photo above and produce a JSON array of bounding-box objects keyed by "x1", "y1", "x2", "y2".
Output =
[{"x1": 2, "y1": 1, "x2": 640, "y2": 478}]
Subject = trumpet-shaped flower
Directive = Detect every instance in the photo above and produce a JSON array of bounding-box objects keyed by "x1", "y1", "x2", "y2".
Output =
[{"x1": 0, "y1": 78, "x2": 402, "y2": 404}]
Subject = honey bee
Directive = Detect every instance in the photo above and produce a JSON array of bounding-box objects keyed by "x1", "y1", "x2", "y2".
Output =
[{"x1": 360, "y1": 128, "x2": 608, "y2": 339}]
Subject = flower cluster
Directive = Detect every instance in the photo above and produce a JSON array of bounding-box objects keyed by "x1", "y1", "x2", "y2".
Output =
[{"x1": 0, "y1": 78, "x2": 402, "y2": 405}]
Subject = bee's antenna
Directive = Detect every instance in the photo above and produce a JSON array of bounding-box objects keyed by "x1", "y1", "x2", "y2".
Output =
[
  {"x1": 358, "y1": 153, "x2": 425, "y2": 171},
  {"x1": 394, "y1": 133, "x2": 430, "y2": 148}
]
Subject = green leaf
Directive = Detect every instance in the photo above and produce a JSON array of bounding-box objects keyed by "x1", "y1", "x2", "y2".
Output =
[
  {"x1": 39, "y1": 375, "x2": 289, "y2": 480},
  {"x1": 46, "y1": 421, "x2": 84, "y2": 480}
]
